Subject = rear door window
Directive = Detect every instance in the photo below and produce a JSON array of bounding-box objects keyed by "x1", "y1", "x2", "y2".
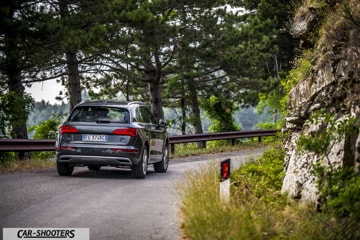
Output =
[{"x1": 138, "y1": 106, "x2": 156, "y2": 124}]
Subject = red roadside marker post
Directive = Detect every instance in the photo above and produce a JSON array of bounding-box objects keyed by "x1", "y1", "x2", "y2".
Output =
[{"x1": 220, "y1": 159, "x2": 231, "y2": 203}]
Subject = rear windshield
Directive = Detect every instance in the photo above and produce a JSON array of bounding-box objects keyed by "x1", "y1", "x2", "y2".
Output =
[{"x1": 68, "y1": 106, "x2": 130, "y2": 123}]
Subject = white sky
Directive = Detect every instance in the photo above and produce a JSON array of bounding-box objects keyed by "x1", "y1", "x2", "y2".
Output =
[{"x1": 25, "y1": 80, "x2": 67, "y2": 104}]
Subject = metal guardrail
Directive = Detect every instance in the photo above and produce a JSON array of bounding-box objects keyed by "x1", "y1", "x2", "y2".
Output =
[
  {"x1": 0, "y1": 129, "x2": 279, "y2": 154},
  {"x1": 168, "y1": 129, "x2": 279, "y2": 153},
  {"x1": 0, "y1": 139, "x2": 56, "y2": 152}
]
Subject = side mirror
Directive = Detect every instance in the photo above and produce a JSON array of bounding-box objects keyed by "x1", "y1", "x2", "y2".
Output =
[{"x1": 158, "y1": 119, "x2": 166, "y2": 128}]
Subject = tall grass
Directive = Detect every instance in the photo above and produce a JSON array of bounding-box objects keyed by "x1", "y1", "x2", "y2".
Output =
[
  {"x1": 178, "y1": 146, "x2": 359, "y2": 240},
  {"x1": 0, "y1": 152, "x2": 56, "y2": 174}
]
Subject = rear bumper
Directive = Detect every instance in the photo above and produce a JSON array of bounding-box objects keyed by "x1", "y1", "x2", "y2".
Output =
[{"x1": 57, "y1": 155, "x2": 133, "y2": 166}]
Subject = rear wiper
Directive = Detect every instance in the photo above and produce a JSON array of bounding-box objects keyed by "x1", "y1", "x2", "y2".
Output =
[{"x1": 96, "y1": 120, "x2": 111, "y2": 123}]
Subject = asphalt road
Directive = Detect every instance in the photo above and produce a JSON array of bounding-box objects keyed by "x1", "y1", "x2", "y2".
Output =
[{"x1": 0, "y1": 147, "x2": 267, "y2": 240}]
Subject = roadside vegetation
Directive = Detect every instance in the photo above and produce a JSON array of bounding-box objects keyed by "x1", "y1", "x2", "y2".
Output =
[
  {"x1": 178, "y1": 144, "x2": 360, "y2": 240},
  {"x1": 0, "y1": 113, "x2": 60, "y2": 174},
  {"x1": 0, "y1": 153, "x2": 56, "y2": 174}
]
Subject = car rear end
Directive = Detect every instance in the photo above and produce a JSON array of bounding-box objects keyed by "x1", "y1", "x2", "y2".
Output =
[{"x1": 55, "y1": 104, "x2": 144, "y2": 172}]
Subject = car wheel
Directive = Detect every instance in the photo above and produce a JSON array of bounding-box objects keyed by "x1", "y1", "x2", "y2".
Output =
[
  {"x1": 132, "y1": 146, "x2": 148, "y2": 179},
  {"x1": 57, "y1": 162, "x2": 74, "y2": 176},
  {"x1": 88, "y1": 165, "x2": 101, "y2": 171},
  {"x1": 154, "y1": 143, "x2": 169, "y2": 173}
]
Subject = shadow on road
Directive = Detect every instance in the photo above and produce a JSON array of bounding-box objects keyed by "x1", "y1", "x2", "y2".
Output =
[{"x1": 67, "y1": 166, "x2": 174, "y2": 180}]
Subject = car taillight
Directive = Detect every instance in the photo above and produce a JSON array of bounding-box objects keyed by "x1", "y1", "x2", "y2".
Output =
[
  {"x1": 113, "y1": 128, "x2": 138, "y2": 137},
  {"x1": 59, "y1": 126, "x2": 78, "y2": 134},
  {"x1": 57, "y1": 146, "x2": 77, "y2": 151},
  {"x1": 111, "y1": 148, "x2": 139, "y2": 153}
]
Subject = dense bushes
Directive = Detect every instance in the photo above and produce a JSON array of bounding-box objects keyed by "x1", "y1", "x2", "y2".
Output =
[{"x1": 179, "y1": 144, "x2": 360, "y2": 239}]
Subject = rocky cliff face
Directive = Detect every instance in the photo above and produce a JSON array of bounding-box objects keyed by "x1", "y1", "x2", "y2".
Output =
[{"x1": 281, "y1": 0, "x2": 360, "y2": 203}]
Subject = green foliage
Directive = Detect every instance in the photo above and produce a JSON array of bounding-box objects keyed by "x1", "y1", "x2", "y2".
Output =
[
  {"x1": 27, "y1": 101, "x2": 69, "y2": 132},
  {"x1": 297, "y1": 130, "x2": 331, "y2": 156},
  {"x1": 201, "y1": 95, "x2": 241, "y2": 147},
  {"x1": 235, "y1": 107, "x2": 271, "y2": 130},
  {"x1": 1, "y1": 0, "x2": 297, "y2": 136},
  {"x1": 280, "y1": 50, "x2": 313, "y2": 110},
  {"x1": 296, "y1": 109, "x2": 358, "y2": 157},
  {"x1": 343, "y1": 2, "x2": 360, "y2": 31},
  {"x1": 295, "y1": 109, "x2": 360, "y2": 238},
  {"x1": 284, "y1": 51, "x2": 312, "y2": 91},
  {"x1": 254, "y1": 98, "x2": 281, "y2": 129},
  {"x1": 312, "y1": 164, "x2": 360, "y2": 239},
  {"x1": 201, "y1": 95, "x2": 240, "y2": 133},
  {"x1": 232, "y1": 146, "x2": 285, "y2": 197},
  {"x1": 178, "y1": 162, "x2": 225, "y2": 239},
  {"x1": 0, "y1": 91, "x2": 34, "y2": 138},
  {"x1": 28, "y1": 113, "x2": 63, "y2": 139},
  {"x1": 308, "y1": 0, "x2": 328, "y2": 8},
  {"x1": 255, "y1": 121, "x2": 277, "y2": 130},
  {"x1": 315, "y1": 165, "x2": 360, "y2": 219},
  {"x1": 179, "y1": 143, "x2": 360, "y2": 239},
  {"x1": 0, "y1": 152, "x2": 15, "y2": 166},
  {"x1": 179, "y1": 145, "x2": 315, "y2": 239},
  {"x1": 27, "y1": 113, "x2": 63, "y2": 159}
]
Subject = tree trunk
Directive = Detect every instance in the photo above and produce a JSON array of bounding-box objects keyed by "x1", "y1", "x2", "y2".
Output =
[
  {"x1": 8, "y1": 71, "x2": 28, "y2": 140},
  {"x1": 6, "y1": 37, "x2": 28, "y2": 140},
  {"x1": 145, "y1": 56, "x2": 164, "y2": 120},
  {"x1": 59, "y1": 0, "x2": 82, "y2": 111},
  {"x1": 181, "y1": 97, "x2": 186, "y2": 135},
  {"x1": 6, "y1": 54, "x2": 29, "y2": 159},
  {"x1": 148, "y1": 78, "x2": 164, "y2": 120},
  {"x1": 2, "y1": 4, "x2": 30, "y2": 159},
  {"x1": 188, "y1": 78, "x2": 205, "y2": 148},
  {"x1": 66, "y1": 51, "x2": 82, "y2": 111}
]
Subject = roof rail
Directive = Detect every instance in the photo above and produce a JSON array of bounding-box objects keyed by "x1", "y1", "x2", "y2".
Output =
[
  {"x1": 128, "y1": 101, "x2": 145, "y2": 105},
  {"x1": 77, "y1": 100, "x2": 146, "y2": 106}
]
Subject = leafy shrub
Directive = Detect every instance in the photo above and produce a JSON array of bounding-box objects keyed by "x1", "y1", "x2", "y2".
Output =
[
  {"x1": 28, "y1": 113, "x2": 63, "y2": 140},
  {"x1": 255, "y1": 120, "x2": 277, "y2": 130},
  {"x1": 281, "y1": 50, "x2": 312, "y2": 108},
  {"x1": 315, "y1": 165, "x2": 360, "y2": 219},
  {"x1": 28, "y1": 113, "x2": 63, "y2": 159},
  {"x1": 297, "y1": 109, "x2": 357, "y2": 158},
  {"x1": 232, "y1": 145, "x2": 285, "y2": 196},
  {"x1": 312, "y1": 164, "x2": 360, "y2": 239},
  {"x1": 201, "y1": 95, "x2": 241, "y2": 133},
  {"x1": 0, "y1": 152, "x2": 15, "y2": 166}
]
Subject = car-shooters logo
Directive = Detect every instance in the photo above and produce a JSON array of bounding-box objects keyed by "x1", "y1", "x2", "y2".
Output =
[
  {"x1": 3, "y1": 228, "x2": 89, "y2": 240},
  {"x1": 17, "y1": 229, "x2": 75, "y2": 238}
]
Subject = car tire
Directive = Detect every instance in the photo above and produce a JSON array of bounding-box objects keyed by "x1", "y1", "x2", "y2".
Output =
[
  {"x1": 154, "y1": 143, "x2": 169, "y2": 173},
  {"x1": 132, "y1": 146, "x2": 148, "y2": 179},
  {"x1": 88, "y1": 165, "x2": 101, "y2": 171},
  {"x1": 57, "y1": 162, "x2": 74, "y2": 176}
]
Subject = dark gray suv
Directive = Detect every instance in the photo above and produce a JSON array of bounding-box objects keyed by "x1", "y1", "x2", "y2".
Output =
[{"x1": 55, "y1": 100, "x2": 169, "y2": 178}]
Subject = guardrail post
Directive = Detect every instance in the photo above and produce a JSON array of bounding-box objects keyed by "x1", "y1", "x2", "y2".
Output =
[
  {"x1": 258, "y1": 136, "x2": 262, "y2": 143},
  {"x1": 170, "y1": 143, "x2": 175, "y2": 155}
]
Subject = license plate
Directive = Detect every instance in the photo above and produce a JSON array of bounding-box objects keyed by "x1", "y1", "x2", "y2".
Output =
[{"x1": 82, "y1": 134, "x2": 108, "y2": 142}]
